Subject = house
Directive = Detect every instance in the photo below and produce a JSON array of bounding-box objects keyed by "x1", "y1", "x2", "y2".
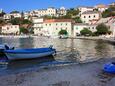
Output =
[
  {"x1": 33, "y1": 18, "x2": 44, "y2": 35},
  {"x1": 57, "y1": 7, "x2": 67, "y2": 16},
  {"x1": 29, "y1": 7, "x2": 57, "y2": 17},
  {"x1": 1, "y1": 24, "x2": 20, "y2": 35},
  {"x1": 73, "y1": 23, "x2": 88, "y2": 36},
  {"x1": 78, "y1": 6, "x2": 94, "y2": 15},
  {"x1": 73, "y1": 23, "x2": 97, "y2": 36},
  {"x1": 3, "y1": 14, "x2": 12, "y2": 20},
  {"x1": 80, "y1": 11, "x2": 101, "y2": 23},
  {"x1": 36, "y1": 19, "x2": 73, "y2": 37},
  {"x1": 95, "y1": 4, "x2": 108, "y2": 13},
  {"x1": 10, "y1": 11, "x2": 21, "y2": 18}
]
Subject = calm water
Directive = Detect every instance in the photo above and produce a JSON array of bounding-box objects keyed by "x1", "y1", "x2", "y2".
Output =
[{"x1": 0, "y1": 37, "x2": 115, "y2": 75}]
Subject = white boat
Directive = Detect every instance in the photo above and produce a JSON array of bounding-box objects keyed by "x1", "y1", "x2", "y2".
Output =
[{"x1": 0, "y1": 45, "x2": 56, "y2": 60}]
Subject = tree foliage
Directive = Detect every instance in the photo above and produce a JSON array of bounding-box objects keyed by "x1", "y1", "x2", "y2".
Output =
[
  {"x1": 67, "y1": 8, "x2": 79, "y2": 17},
  {"x1": 9, "y1": 18, "x2": 21, "y2": 25},
  {"x1": 10, "y1": 11, "x2": 20, "y2": 14},
  {"x1": 58, "y1": 29, "x2": 68, "y2": 35},
  {"x1": 21, "y1": 19, "x2": 32, "y2": 24},
  {"x1": 20, "y1": 27, "x2": 29, "y2": 34},
  {"x1": 96, "y1": 23, "x2": 109, "y2": 35},
  {"x1": 0, "y1": 12, "x2": 6, "y2": 17},
  {"x1": 102, "y1": 6, "x2": 115, "y2": 18},
  {"x1": 9, "y1": 18, "x2": 32, "y2": 25},
  {"x1": 73, "y1": 17, "x2": 82, "y2": 23},
  {"x1": 0, "y1": 19, "x2": 6, "y2": 25},
  {"x1": 80, "y1": 28, "x2": 92, "y2": 36}
]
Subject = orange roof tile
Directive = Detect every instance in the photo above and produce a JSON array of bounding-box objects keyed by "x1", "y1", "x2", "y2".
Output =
[{"x1": 44, "y1": 19, "x2": 73, "y2": 23}]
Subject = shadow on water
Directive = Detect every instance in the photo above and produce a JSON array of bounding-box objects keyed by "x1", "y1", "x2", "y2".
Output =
[{"x1": 0, "y1": 56, "x2": 55, "y2": 75}]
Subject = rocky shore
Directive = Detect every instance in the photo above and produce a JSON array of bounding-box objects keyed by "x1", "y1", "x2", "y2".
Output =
[{"x1": 0, "y1": 57, "x2": 115, "y2": 86}]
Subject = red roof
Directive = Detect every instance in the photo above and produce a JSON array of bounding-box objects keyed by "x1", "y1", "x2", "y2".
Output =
[{"x1": 44, "y1": 19, "x2": 73, "y2": 23}]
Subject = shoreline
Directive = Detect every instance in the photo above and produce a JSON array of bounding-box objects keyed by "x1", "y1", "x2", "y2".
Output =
[
  {"x1": 0, "y1": 57, "x2": 115, "y2": 86},
  {"x1": 75, "y1": 36, "x2": 115, "y2": 45}
]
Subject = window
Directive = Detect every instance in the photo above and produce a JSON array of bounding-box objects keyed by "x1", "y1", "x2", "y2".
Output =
[
  {"x1": 46, "y1": 24, "x2": 47, "y2": 26},
  {"x1": 39, "y1": 28, "x2": 41, "y2": 31},
  {"x1": 49, "y1": 24, "x2": 51, "y2": 26},
  {"x1": 61, "y1": 23, "x2": 62, "y2": 25},
  {"x1": 89, "y1": 16, "x2": 90, "y2": 18},
  {"x1": 94, "y1": 15, "x2": 95, "y2": 18},
  {"x1": 7, "y1": 27, "x2": 9, "y2": 30},
  {"x1": 92, "y1": 27, "x2": 94, "y2": 29},
  {"x1": 66, "y1": 23, "x2": 67, "y2": 25},
  {"x1": 56, "y1": 28, "x2": 58, "y2": 30},
  {"x1": 56, "y1": 23, "x2": 58, "y2": 26},
  {"x1": 76, "y1": 27, "x2": 78, "y2": 30},
  {"x1": 84, "y1": 16, "x2": 86, "y2": 18}
]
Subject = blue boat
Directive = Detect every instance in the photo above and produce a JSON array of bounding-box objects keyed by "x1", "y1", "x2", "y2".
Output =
[
  {"x1": 0, "y1": 45, "x2": 56, "y2": 60},
  {"x1": 103, "y1": 62, "x2": 115, "y2": 73}
]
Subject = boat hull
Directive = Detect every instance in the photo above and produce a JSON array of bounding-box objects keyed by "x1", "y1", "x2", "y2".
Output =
[
  {"x1": 5, "y1": 51, "x2": 55, "y2": 60},
  {"x1": 4, "y1": 47, "x2": 56, "y2": 60}
]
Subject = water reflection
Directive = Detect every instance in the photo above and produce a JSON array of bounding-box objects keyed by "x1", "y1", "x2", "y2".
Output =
[
  {"x1": 0, "y1": 37, "x2": 115, "y2": 75},
  {"x1": 19, "y1": 38, "x2": 34, "y2": 48},
  {"x1": 7, "y1": 56, "x2": 55, "y2": 71}
]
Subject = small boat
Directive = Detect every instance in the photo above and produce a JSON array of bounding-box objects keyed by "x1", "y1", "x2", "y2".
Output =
[
  {"x1": 0, "y1": 45, "x2": 56, "y2": 60},
  {"x1": 103, "y1": 62, "x2": 115, "y2": 73},
  {"x1": 59, "y1": 35, "x2": 68, "y2": 39}
]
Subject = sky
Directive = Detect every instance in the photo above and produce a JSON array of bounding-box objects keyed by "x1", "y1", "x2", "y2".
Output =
[{"x1": 0, "y1": 0, "x2": 114, "y2": 13}]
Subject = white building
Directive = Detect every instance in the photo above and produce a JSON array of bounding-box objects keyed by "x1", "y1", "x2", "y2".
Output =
[
  {"x1": 109, "y1": 2, "x2": 115, "y2": 6},
  {"x1": 78, "y1": 6, "x2": 94, "y2": 15},
  {"x1": 10, "y1": 12, "x2": 21, "y2": 18},
  {"x1": 33, "y1": 18, "x2": 44, "y2": 35},
  {"x1": 46, "y1": 7, "x2": 56, "y2": 16},
  {"x1": 24, "y1": 12, "x2": 30, "y2": 19},
  {"x1": 42, "y1": 19, "x2": 73, "y2": 36},
  {"x1": 95, "y1": 4, "x2": 108, "y2": 13},
  {"x1": 30, "y1": 7, "x2": 56, "y2": 17},
  {"x1": 1, "y1": 24, "x2": 20, "y2": 34},
  {"x1": 73, "y1": 23, "x2": 97, "y2": 36},
  {"x1": 57, "y1": 7, "x2": 67, "y2": 16},
  {"x1": 81, "y1": 11, "x2": 101, "y2": 23},
  {"x1": 3, "y1": 14, "x2": 12, "y2": 20},
  {"x1": 73, "y1": 23, "x2": 88, "y2": 36}
]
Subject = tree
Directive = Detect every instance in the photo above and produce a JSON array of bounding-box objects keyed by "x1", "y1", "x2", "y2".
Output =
[
  {"x1": 0, "y1": 19, "x2": 6, "y2": 25},
  {"x1": 102, "y1": 6, "x2": 115, "y2": 18},
  {"x1": 58, "y1": 29, "x2": 68, "y2": 35},
  {"x1": 66, "y1": 8, "x2": 79, "y2": 18},
  {"x1": 9, "y1": 18, "x2": 21, "y2": 25},
  {"x1": 96, "y1": 23, "x2": 109, "y2": 35},
  {"x1": 73, "y1": 17, "x2": 82, "y2": 23},
  {"x1": 0, "y1": 12, "x2": 6, "y2": 17},
  {"x1": 21, "y1": 19, "x2": 32, "y2": 24},
  {"x1": 10, "y1": 11, "x2": 20, "y2": 14},
  {"x1": 20, "y1": 27, "x2": 29, "y2": 34},
  {"x1": 80, "y1": 28, "x2": 92, "y2": 36}
]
